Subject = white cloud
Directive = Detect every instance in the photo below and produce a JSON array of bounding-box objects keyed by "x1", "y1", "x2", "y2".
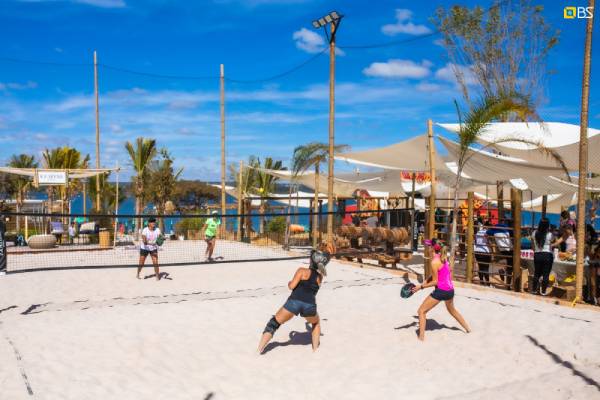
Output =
[
  {"x1": 382, "y1": 9, "x2": 432, "y2": 36},
  {"x1": 435, "y1": 63, "x2": 478, "y2": 86},
  {"x1": 362, "y1": 59, "x2": 432, "y2": 79},
  {"x1": 416, "y1": 82, "x2": 443, "y2": 92},
  {"x1": 433, "y1": 38, "x2": 445, "y2": 47},
  {"x1": 293, "y1": 28, "x2": 324, "y2": 54},
  {"x1": 0, "y1": 81, "x2": 38, "y2": 91},
  {"x1": 76, "y1": 0, "x2": 125, "y2": 7},
  {"x1": 18, "y1": 0, "x2": 126, "y2": 8},
  {"x1": 292, "y1": 28, "x2": 345, "y2": 55}
]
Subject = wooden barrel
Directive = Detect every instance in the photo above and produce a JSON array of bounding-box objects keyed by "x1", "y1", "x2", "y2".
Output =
[
  {"x1": 398, "y1": 227, "x2": 409, "y2": 243},
  {"x1": 390, "y1": 228, "x2": 408, "y2": 243},
  {"x1": 373, "y1": 227, "x2": 387, "y2": 241},
  {"x1": 338, "y1": 225, "x2": 350, "y2": 237}
]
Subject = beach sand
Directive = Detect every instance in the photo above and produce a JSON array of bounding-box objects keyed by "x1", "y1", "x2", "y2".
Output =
[{"x1": 1, "y1": 258, "x2": 599, "y2": 400}]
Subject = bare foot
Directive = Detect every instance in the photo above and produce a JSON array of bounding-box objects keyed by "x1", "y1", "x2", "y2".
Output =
[
  {"x1": 136, "y1": 275, "x2": 141, "y2": 280},
  {"x1": 418, "y1": 336, "x2": 425, "y2": 341}
]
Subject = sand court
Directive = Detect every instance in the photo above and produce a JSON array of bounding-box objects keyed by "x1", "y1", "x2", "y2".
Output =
[{"x1": 1, "y1": 258, "x2": 600, "y2": 400}]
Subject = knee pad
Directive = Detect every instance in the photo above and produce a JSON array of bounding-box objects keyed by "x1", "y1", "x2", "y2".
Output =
[{"x1": 263, "y1": 316, "x2": 280, "y2": 335}]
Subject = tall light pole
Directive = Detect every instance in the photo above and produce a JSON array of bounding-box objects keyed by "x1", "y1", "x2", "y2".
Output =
[
  {"x1": 94, "y1": 50, "x2": 101, "y2": 212},
  {"x1": 312, "y1": 11, "x2": 342, "y2": 243},
  {"x1": 220, "y1": 64, "x2": 226, "y2": 232}
]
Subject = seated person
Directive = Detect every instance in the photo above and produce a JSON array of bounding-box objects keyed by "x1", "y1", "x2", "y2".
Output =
[{"x1": 555, "y1": 225, "x2": 577, "y2": 254}]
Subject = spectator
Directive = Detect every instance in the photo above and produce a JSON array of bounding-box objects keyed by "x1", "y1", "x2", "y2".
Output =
[
  {"x1": 531, "y1": 218, "x2": 556, "y2": 295},
  {"x1": 474, "y1": 219, "x2": 491, "y2": 286},
  {"x1": 588, "y1": 243, "x2": 600, "y2": 305},
  {"x1": 0, "y1": 216, "x2": 6, "y2": 275},
  {"x1": 488, "y1": 219, "x2": 513, "y2": 287},
  {"x1": 554, "y1": 225, "x2": 577, "y2": 254},
  {"x1": 559, "y1": 210, "x2": 576, "y2": 233},
  {"x1": 68, "y1": 221, "x2": 76, "y2": 245}
]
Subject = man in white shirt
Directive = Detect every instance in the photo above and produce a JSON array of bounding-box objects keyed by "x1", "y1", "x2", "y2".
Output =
[{"x1": 138, "y1": 217, "x2": 162, "y2": 281}]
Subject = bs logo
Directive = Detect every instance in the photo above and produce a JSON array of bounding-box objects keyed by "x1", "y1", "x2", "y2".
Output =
[{"x1": 564, "y1": 6, "x2": 594, "y2": 19}]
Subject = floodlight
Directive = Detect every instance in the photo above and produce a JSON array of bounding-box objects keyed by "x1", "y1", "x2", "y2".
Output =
[
  {"x1": 324, "y1": 14, "x2": 333, "y2": 23},
  {"x1": 318, "y1": 17, "x2": 326, "y2": 26},
  {"x1": 312, "y1": 20, "x2": 320, "y2": 28},
  {"x1": 330, "y1": 11, "x2": 340, "y2": 19}
]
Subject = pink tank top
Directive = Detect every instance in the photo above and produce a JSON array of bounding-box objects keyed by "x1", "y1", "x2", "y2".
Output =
[{"x1": 437, "y1": 260, "x2": 453, "y2": 291}]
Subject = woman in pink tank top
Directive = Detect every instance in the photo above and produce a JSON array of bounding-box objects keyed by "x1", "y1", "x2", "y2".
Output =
[{"x1": 411, "y1": 239, "x2": 471, "y2": 341}]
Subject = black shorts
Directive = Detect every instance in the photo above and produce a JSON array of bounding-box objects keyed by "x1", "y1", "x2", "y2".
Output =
[
  {"x1": 205, "y1": 236, "x2": 215, "y2": 243},
  {"x1": 431, "y1": 287, "x2": 455, "y2": 301},
  {"x1": 140, "y1": 249, "x2": 158, "y2": 257}
]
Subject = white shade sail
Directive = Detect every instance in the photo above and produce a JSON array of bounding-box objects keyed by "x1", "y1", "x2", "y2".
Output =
[{"x1": 437, "y1": 122, "x2": 600, "y2": 173}]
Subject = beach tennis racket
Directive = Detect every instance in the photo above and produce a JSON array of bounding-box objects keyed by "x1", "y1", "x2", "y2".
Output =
[
  {"x1": 155, "y1": 234, "x2": 165, "y2": 246},
  {"x1": 400, "y1": 283, "x2": 416, "y2": 298}
]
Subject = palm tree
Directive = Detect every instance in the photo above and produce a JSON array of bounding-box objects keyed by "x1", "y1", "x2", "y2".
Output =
[
  {"x1": 575, "y1": 0, "x2": 595, "y2": 301},
  {"x1": 292, "y1": 142, "x2": 349, "y2": 247},
  {"x1": 252, "y1": 157, "x2": 286, "y2": 234},
  {"x1": 148, "y1": 149, "x2": 183, "y2": 232},
  {"x1": 447, "y1": 93, "x2": 569, "y2": 270},
  {"x1": 125, "y1": 137, "x2": 157, "y2": 231},
  {"x1": 60, "y1": 147, "x2": 90, "y2": 214},
  {"x1": 88, "y1": 174, "x2": 126, "y2": 214},
  {"x1": 8, "y1": 154, "x2": 38, "y2": 231}
]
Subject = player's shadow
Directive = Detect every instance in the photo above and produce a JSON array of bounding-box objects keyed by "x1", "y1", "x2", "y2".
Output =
[
  {"x1": 395, "y1": 316, "x2": 461, "y2": 337},
  {"x1": 144, "y1": 272, "x2": 172, "y2": 280},
  {"x1": 262, "y1": 323, "x2": 320, "y2": 354},
  {"x1": 526, "y1": 335, "x2": 600, "y2": 391}
]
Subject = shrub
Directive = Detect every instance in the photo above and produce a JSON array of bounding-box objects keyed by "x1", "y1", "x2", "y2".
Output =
[
  {"x1": 266, "y1": 216, "x2": 287, "y2": 234},
  {"x1": 175, "y1": 217, "x2": 206, "y2": 237}
]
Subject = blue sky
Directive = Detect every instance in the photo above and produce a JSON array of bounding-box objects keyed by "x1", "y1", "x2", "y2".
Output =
[{"x1": 0, "y1": 0, "x2": 598, "y2": 180}]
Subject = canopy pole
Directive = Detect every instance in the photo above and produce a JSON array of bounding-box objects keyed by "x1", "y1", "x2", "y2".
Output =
[
  {"x1": 541, "y1": 195, "x2": 548, "y2": 219},
  {"x1": 426, "y1": 119, "x2": 436, "y2": 278}
]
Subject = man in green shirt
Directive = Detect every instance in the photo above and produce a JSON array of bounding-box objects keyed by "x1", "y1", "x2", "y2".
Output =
[{"x1": 203, "y1": 210, "x2": 221, "y2": 262}]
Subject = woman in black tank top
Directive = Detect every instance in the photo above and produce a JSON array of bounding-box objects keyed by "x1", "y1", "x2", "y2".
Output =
[{"x1": 257, "y1": 244, "x2": 334, "y2": 354}]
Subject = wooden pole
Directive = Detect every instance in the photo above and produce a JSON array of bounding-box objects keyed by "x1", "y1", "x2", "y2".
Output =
[
  {"x1": 410, "y1": 174, "x2": 416, "y2": 251},
  {"x1": 83, "y1": 180, "x2": 87, "y2": 217},
  {"x1": 312, "y1": 166, "x2": 319, "y2": 248},
  {"x1": 541, "y1": 195, "x2": 548, "y2": 219},
  {"x1": 576, "y1": 0, "x2": 594, "y2": 302},
  {"x1": 237, "y1": 160, "x2": 243, "y2": 241},
  {"x1": 511, "y1": 188, "x2": 522, "y2": 292},
  {"x1": 497, "y1": 181, "x2": 504, "y2": 222},
  {"x1": 326, "y1": 21, "x2": 337, "y2": 243},
  {"x1": 113, "y1": 164, "x2": 120, "y2": 248},
  {"x1": 426, "y1": 119, "x2": 436, "y2": 278},
  {"x1": 93, "y1": 51, "x2": 101, "y2": 212},
  {"x1": 220, "y1": 64, "x2": 226, "y2": 234},
  {"x1": 466, "y1": 191, "x2": 474, "y2": 283}
]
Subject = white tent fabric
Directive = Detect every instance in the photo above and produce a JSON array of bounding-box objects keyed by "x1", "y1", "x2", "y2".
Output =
[
  {"x1": 0, "y1": 167, "x2": 116, "y2": 180},
  {"x1": 256, "y1": 168, "x2": 409, "y2": 197},
  {"x1": 212, "y1": 184, "x2": 329, "y2": 208},
  {"x1": 437, "y1": 136, "x2": 576, "y2": 194},
  {"x1": 437, "y1": 122, "x2": 600, "y2": 173},
  {"x1": 335, "y1": 134, "x2": 445, "y2": 171}
]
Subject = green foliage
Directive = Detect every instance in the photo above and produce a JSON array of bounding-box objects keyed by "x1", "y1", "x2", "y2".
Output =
[
  {"x1": 124, "y1": 137, "x2": 158, "y2": 213},
  {"x1": 147, "y1": 148, "x2": 183, "y2": 216},
  {"x1": 88, "y1": 174, "x2": 126, "y2": 213},
  {"x1": 292, "y1": 142, "x2": 349, "y2": 177},
  {"x1": 173, "y1": 180, "x2": 219, "y2": 211},
  {"x1": 266, "y1": 216, "x2": 287, "y2": 234},
  {"x1": 174, "y1": 216, "x2": 206, "y2": 236},
  {"x1": 433, "y1": 0, "x2": 559, "y2": 109}
]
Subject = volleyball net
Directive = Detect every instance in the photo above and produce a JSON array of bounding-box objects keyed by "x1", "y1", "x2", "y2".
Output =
[{"x1": 1, "y1": 207, "x2": 418, "y2": 273}]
